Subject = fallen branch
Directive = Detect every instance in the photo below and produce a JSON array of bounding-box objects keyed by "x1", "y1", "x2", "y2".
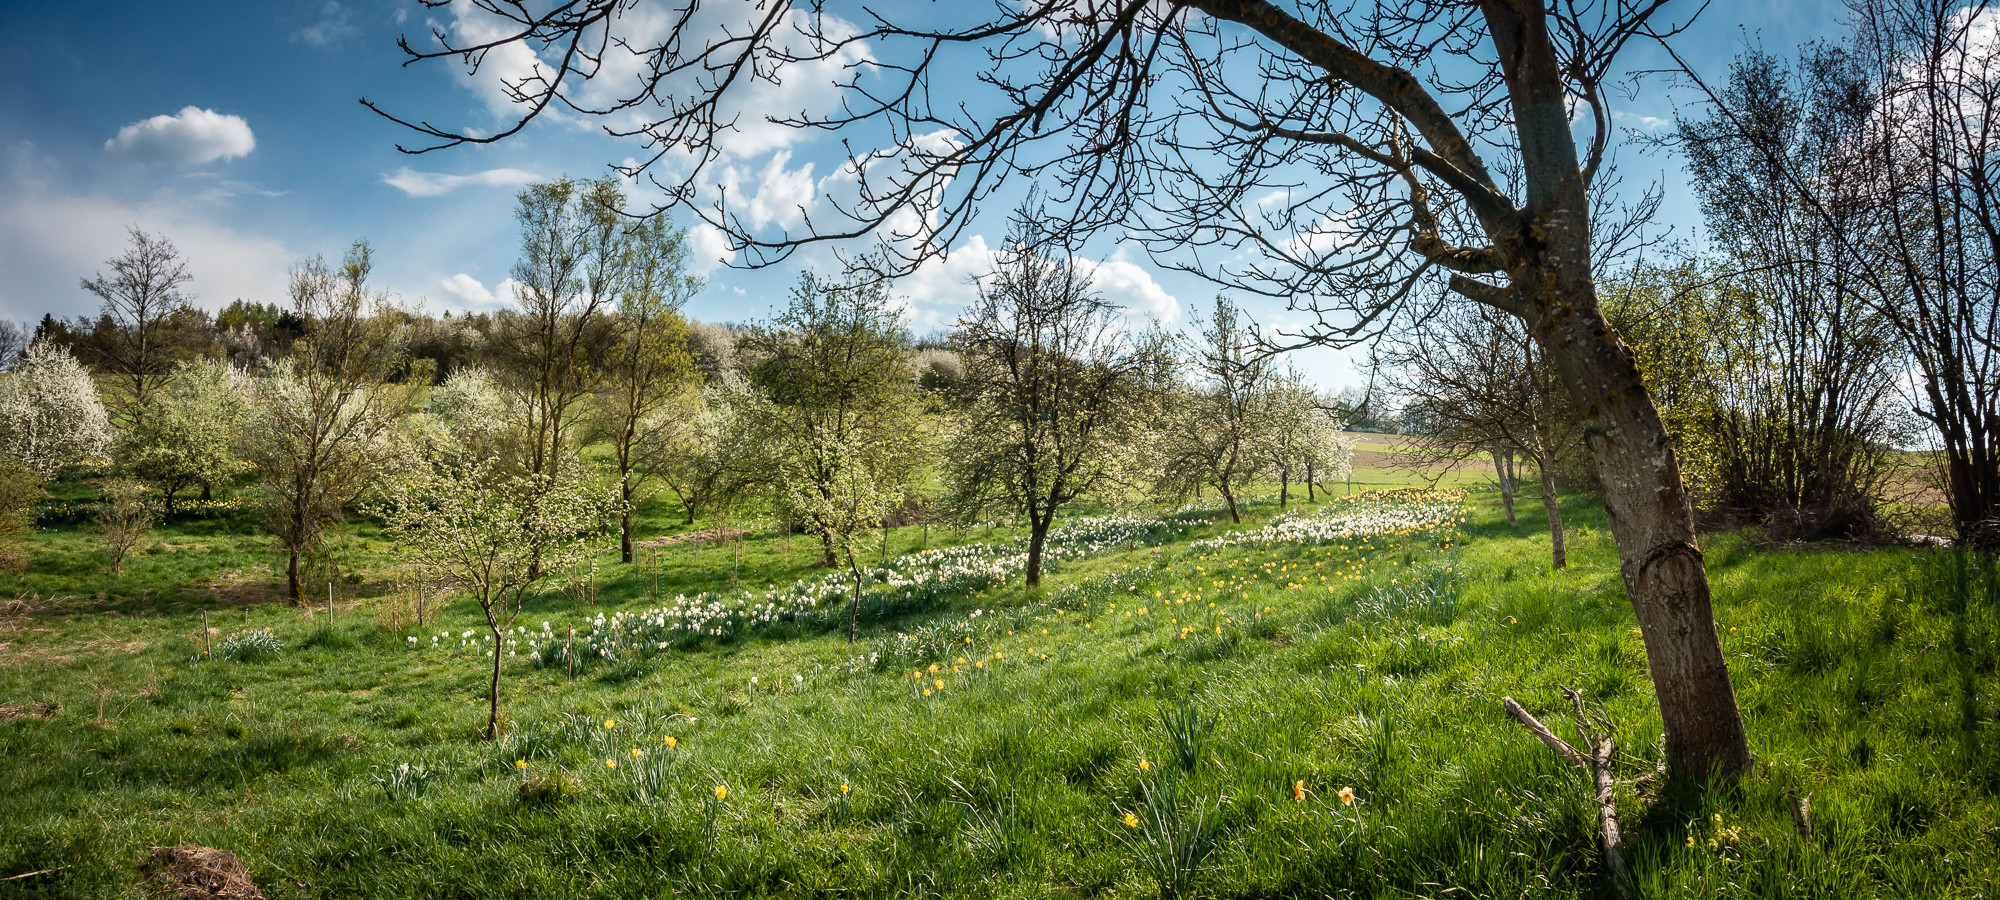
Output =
[
  {"x1": 1, "y1": 865, "x2": 69, "y2": 881},
  {"x1": 1503, "y1": 690, "x2": 1630, "y2": 900}
]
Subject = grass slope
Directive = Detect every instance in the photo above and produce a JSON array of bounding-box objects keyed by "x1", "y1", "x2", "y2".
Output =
[{"x1": 0, "y1": 488, "x2": 1995, "y2": 899}]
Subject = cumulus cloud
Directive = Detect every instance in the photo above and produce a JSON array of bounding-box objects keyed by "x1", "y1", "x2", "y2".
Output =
[
  {"x1": 104, "y1": 107, "x2": 255, "y2": 166},
  {"x1": 686, "y1": 223, "x2": 734, "y2": 277},
  {"x1": 1080, "y1": 249, "x2": 1180, "y2": 325},
  {"x1": 382, "y1": 166, "x2": 541, "y2": 197},
  {"x1": 438, "y1": 273, "x2": 521, "y2": 310}
]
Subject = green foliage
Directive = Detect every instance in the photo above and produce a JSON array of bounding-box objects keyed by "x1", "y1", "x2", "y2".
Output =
[
  {"x1": 118, "y1": 358, "x2": 249, "y2": 512},
  {"x1": 0, "y1": 487, "x2": 1994, "y2": 899}
]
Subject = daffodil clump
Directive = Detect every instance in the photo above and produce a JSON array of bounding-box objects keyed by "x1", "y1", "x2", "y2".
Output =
[
  {"x1": 1188, "y1": 488, "x2": 1466, "y2": 552},
  {"x1": 520, "y1": 513, "x2": 1193, "y2": 673}
]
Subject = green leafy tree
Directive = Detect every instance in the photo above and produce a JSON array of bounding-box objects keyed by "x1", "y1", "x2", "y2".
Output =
[
  {"x1": 592, "y1": 215, "x2": 701, "y2": 562},
  {"x1": 739, "y1": 273, "x2": 930, "y2": 568},
  {"x1": 119, "y1": 359, "x2": 250, "y2": 515},
  {"x1": 376, "y1": 431, "x2": 608, "y2": 739}
]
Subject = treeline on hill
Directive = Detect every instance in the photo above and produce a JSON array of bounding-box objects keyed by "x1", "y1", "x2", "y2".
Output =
[{"x1": 0, "y1": 187, "x2": 1355, "y2": 631}]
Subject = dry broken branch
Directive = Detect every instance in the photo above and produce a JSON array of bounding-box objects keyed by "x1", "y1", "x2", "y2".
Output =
[{"x1": 1504, "y1": 690, "x2": 1630, "y2": 900}]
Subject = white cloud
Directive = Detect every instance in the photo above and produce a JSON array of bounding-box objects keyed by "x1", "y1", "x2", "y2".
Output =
[
  {"x1": 714, "y1": 151, "x2": 817, "y2": 230},
  {"x1": 0, "y1": 145, "x2": 291, "y2": 320},
  {"x1": 891, "y1": 237, "x2": 1180, "y2": 330},
  {"x1": 686, "y1": 223, "x2": 733, "y2": 277},
  {"x1": 104, "y1": 107, "x2": 255, "y2": 166},
  {"x1": 1080, "y1": 249, "x2": 1180, "y2": 325},
  {"x1": 437, "y1": 273, "x2": 521, "y2": 310},
  {"x1": 382, "y1": 166, "x2": 540, "y2": 197},
  {"x1": 296, "y1": 1, "x2": 359, "y2": 47}
]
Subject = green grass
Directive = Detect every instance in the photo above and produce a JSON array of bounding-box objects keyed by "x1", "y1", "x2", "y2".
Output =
[{"x1": 0, "y1": 485, "x2": 1994, "y2": 898}]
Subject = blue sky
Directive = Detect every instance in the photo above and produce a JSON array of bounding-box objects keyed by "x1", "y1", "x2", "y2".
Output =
[{"x1": 0, "y1": 0, "x2": 1848, "y2": 388}]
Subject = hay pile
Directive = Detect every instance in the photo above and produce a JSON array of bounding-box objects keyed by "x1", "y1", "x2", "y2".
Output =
[{"x1": 139, "y1": 846, "x2": 264, "y2": 900}]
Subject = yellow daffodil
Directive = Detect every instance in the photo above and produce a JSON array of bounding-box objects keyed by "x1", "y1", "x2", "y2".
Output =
[
  {"x1": 1123, "y1": 812, "x2": 1140, "y2": 828},
  {"x1": 515, "y1": 759, "x2": 527, "y2": 769},
  {"x1": 663, "y1": 735, "x2": 678, "y2": 748},
  {"x1": 714, "y1": 785, "x2": 728, "y2": 800},
  {"x1": 1338, "y1": 786, "x2": 1356, "y2": 806}
]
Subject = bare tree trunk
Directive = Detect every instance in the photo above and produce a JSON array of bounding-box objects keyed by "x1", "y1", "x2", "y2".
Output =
[
  {"x1": 287, "y1": 548, "x2": 304, "y2": 607},
  {"x1": 1514, "y1": 261, "x2": 1750, "y2": 783},
  {"x1": 620, "y1": 478, "x2": 636, "y2": 565},
  {"x1": 1471, "y1": 0, "x2": 1752, "y2": 783},
  {"x1": 1307, "y1": 460, "x2": 1316, "y2": 502},
  {"x1": 1025, "y1": 516, "x2": 1050, "y2": 587},
  {"x1": 1280, "y1": 470, "x2": 1290, "y2": 509},
  {"x1": 1219, "y1": 482, "x2": 1241, "y2": 523},
  {"x1": 1538, "y1": 456, "x2": 1566, "y2": 569},
  {"x1": 1495, "y1": 448, "x2": 1518, "y2": 526},
  {"x1": 485, "y1": 616, "x2": 504, "y2": 740}
]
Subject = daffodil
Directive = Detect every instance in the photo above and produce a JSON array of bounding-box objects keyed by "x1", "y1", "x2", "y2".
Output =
[
  {"x1": 714, "y1": 784, "x2": 728, "y2": 800},
  {"x1": 515, "y1": 759, "x2": 528, "y2": 769},
  {"x1": 1338, "y1": 786, "x2": 1356, "y2": 806},
  {"x1": 1123, "y1": 812, "x2": 1140, "y2": 828}
]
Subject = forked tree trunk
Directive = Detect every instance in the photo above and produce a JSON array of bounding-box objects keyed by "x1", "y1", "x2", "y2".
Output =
[{"x1": 1219, "y1": 482, "x2": 1241, "y2": 523}]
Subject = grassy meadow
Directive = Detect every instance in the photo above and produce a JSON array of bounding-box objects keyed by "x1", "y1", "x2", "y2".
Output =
[{"x1": 0, "y1": 460, "x2": 1995, "y2": 898}]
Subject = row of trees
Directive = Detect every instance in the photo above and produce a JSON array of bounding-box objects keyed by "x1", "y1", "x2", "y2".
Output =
[{"x1": 1, "y1": 189, "x2": 1355, "y2": 739}]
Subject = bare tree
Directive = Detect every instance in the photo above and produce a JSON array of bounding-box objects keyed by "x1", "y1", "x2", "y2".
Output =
[
  {"x1": 1158, "y1": 298, "x2": 1271, "y2": 524},
  {"x1": 1387, "y1": 303, "x2": 1581, "y2": 568},
  {"x1": 944, "y1": 209, "x2": 1164, "y2": 587},
  {"x1": 79, "y1": 228, "x2": 196, "y2": 425},
  {"x1": 372, "y1": 0, "x2": 1751, "y2": 780},
  {"x1": 0, "y1": 320, "x2": 29, "y2": 372},
  {"x1": 1671, "y1": 0, "x2": 1999, "y2": 545},
  {"x1": 243, "y1": 242, "x2": 425, "y2": 605}
]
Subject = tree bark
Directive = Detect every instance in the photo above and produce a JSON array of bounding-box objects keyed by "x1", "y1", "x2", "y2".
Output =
[
  {"x1": 1279, "y1": 470, "x2": 1290, "y2": 509},
  {"x1": 620, "y1": 478, "x2": 635, "y2": 564},
  {"x1": 1219, "y1": 482, "x2": 1241, "y2": 523},
  {"x1": 1495, "y1": 448, "x2": 1518, "y2": 526},
  {"x1": 1025, "y1": 516, "x2": 1050, "y2": 587},
  {"x1": 287, "y1": 547, "x2": 304, "y2": 607},
  {"x1": 1538, "y1": 456, "x2": 1566, "y2": 569},
  {"x1": 1473, "y1": 0, "x2": 1752, "y2": 784},
  {"x1": 485, "y1": 615, "x2": 504, "y2": 740}
]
